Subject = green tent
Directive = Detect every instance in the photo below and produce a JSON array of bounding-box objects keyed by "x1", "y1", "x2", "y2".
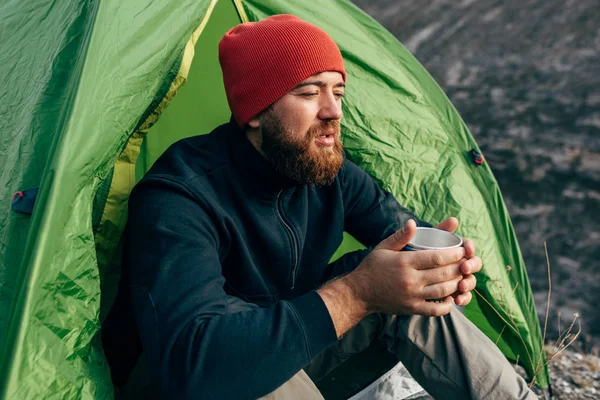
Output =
[{"x1": 0, "y1": 0, "x2": 549, "y2": 398}]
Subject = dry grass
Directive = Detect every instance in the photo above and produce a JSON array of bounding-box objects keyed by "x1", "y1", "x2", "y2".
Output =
[{"x1": 474, "y1": 241, "x2": 582, "y2": 389}]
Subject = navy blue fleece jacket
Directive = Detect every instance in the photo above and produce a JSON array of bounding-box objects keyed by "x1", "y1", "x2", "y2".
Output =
[{"x1": 102, "y1": 120, "x2": 427, "y2": 399}]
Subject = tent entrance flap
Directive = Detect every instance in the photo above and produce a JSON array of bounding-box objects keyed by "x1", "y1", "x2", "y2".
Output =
[{"x1": 137, "y1": 0, "x2": 240, "y2": 177}]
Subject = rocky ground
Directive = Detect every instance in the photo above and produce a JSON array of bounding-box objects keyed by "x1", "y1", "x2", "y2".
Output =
[
  {"x1": 352, "y1": 0, "x2": 600, "y2": 351},
  {"x1": 516, "y1": 346, "x2": 600, "y2": 399}
]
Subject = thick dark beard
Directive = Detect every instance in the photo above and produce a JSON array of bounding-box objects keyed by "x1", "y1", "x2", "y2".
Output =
[{"x1": 260, "y1": 109, "x2": 344, "y2": 187}]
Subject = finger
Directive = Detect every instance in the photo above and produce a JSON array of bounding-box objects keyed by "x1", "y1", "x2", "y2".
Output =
[
  {"x1": 415, "y1": 296, "x2": 454, "y2": 317},
  {"x1": 460, "y1": 256, "x2": 482, "y2": 275},
  {"x1": 421, "y1": 262, "x2": 462, "y2": 284},
  {"x1": 458, "y1": 274, "x2": 477, "y2": 293},
  {"x1": 414, "y1": 248, "x2": 466, "y2": 270},
  {"x1": 434, "y1": 217, "x2": 459, "y2": 233},
  {"x1": 422, "y1": 277, "x2": 462, "y2": 300},
  {"x1": 375, "y1": 219, "x2": 416, "y2": 251},
  {"x1": 463, "y1": 238, "x2": 476, "y2": 258},
  {"x1": 454, "y1": 291, "x2": 473, "y2": 307}
]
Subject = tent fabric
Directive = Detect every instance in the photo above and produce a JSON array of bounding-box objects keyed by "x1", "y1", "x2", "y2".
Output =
[
  {"x1": 95, "y1": 0, "x2": 220, "y2": 300},
  {"x1": 0, "y1": 0, "x2": 548, "y2": 398},
  {"x1": 0, "y1": 1, "x2": 216, "y2": 398}
]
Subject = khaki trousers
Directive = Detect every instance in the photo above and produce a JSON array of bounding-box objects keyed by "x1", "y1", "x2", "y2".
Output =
[{"x1": 260, "y1": 307, "x2": 537, "y2": 400}]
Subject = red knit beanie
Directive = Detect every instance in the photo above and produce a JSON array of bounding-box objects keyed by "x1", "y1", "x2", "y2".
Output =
[{"x1": 219, "y1": 14, "x2": 346, "y2": 127}]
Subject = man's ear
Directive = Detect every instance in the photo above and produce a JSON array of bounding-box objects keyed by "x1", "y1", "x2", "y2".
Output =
[{"x1": 248, "y1": 116, "x2": 260, "y2": 129}]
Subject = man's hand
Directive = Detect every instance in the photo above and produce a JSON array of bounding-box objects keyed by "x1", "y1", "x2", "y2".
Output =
[
  {"x1": 434, "y1": 217, "x2": 482, "y2": 307},
  {"x1": 346, "y1": 219, "x2": 468, "y2": 316},
  {"x1": 318, "y1": 219, "x2": 481, "y2": 338}
]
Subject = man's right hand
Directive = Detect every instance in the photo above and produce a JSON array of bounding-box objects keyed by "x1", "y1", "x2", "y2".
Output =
[
  {"x1": 318, "y1": 219, "x2": 474, "y2": 338},
  {"x1": 345, "y1": 219, "x2": 466, "y2": 317}
]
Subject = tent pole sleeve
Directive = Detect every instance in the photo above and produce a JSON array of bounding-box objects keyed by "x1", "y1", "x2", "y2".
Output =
[{"x1": 232, "y1": 0, "x2": 249, "y2": 22}]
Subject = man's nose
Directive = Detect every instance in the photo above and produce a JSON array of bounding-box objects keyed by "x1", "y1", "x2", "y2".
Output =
[{"x1": 318, "y1": 93, "x2": 342, "y2": 121}]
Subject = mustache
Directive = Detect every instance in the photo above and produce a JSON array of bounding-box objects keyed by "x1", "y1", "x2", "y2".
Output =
[{"x1": 309, "y1": 120, "x2": 341, "y2": 137}]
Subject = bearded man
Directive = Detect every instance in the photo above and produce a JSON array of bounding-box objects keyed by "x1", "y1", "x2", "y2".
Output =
[{"x1": 102, "y1": 15, "x2": 537, "y2": 400}]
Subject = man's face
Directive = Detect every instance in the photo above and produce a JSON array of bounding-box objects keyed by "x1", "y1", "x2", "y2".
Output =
[{"x1": 256, "y1": 71, "x2": 345, "y2": 186}]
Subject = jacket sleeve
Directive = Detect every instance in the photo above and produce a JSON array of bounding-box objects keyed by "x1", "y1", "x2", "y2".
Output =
[
  {"x1": 125, "y1": 176, "x2": 337, "y2": 399},
  {"x1": 340, "y1": 159, "x2": 431, "y2": 247}
]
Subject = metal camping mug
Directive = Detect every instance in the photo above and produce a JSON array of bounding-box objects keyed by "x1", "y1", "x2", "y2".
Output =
[
  {"x1": 404, "y1": 227, "x2": 463, "y2": 251},
  {"x1": 404, "y1": 227, "x2": 464, "y2": 303}
]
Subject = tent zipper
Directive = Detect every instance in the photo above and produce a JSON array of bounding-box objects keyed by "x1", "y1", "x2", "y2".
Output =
[{"x1": 276, "y1": 190, "x2": 299, "y2": 289}]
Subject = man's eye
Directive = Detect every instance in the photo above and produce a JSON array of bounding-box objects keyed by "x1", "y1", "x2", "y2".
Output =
[
  {"x1": 335, "y1": 92, "x2": 345, "y2": 99},
  {"x1": 299, "y1": 93, "x2": 318, "y2": 98}
]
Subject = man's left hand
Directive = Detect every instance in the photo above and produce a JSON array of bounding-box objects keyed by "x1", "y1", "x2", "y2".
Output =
[{"x1": 434, "y1": 217, "x2": 481, "y2": 307}]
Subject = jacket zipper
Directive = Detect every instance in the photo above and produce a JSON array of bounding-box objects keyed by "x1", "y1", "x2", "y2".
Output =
[{"x1": 276, "y1": 190, "x2": 299, "y2": 289}]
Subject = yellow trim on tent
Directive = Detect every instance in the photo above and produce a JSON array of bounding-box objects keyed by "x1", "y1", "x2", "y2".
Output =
[
  {"x1": 94, "y1": 0, "x2": 220, "y2": 276},
  {"x1": 232, "y1": 0, "x2": 249, "y2": 23}
]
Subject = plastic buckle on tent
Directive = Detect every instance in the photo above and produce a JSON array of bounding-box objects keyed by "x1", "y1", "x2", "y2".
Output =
[
  {"x1": 469, "y1": 148, "x2": 484, "y2": 166},
  {"x1": 11, "y1": 188, "x2": 39, "y2": 215}
]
